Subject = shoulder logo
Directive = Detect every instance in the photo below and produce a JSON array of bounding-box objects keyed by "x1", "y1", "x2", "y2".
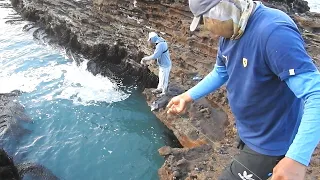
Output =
[{"x1": 243, "y1": 58, "x2": 248, "y2": 68}]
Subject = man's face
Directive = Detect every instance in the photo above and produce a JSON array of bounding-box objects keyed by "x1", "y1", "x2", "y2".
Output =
[
  {"x1": 148, "y1": 40, "x2": 153, "y2": 47},
  {"x1": 203, "y1": 17, "x2": 233, "y2": 38}
]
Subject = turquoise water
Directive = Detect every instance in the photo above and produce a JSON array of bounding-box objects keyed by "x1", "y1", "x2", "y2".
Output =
[{"x1": 0, "y1": 3, "x2": 174, "y2": 180}]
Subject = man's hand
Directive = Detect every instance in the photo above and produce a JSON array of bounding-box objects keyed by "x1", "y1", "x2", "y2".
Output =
[
  {"x1": 167, "y1": 93, "x2": 192, "y2": 114},
  {"x1": 140, "y1": 57, "x2": 147, "y2": 64},
  {"x1": 271, "y1": 157, "x2": 306, "y2": 180}
]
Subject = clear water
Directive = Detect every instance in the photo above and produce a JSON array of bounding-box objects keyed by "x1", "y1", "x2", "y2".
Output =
[{"x1": 0, "y1": 3, "x2": 174, "y2": 180}]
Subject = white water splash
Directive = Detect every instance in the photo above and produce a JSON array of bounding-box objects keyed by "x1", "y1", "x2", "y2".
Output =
[
  {"x1": 307, "y1": 0, "x2": 320, "y2": 12},
  {"x1": 54, "y1": 60, "x2": 130, "y2": 105},
  {"x1": 0, "y1": 6, "x2": 129, "y2": 105},
  {"x1": 0, "y1": 58, "x2": 129, "y2": 105}
]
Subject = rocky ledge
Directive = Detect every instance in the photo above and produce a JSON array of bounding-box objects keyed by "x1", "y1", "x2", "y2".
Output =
[{"x1": 7, "y1": 0, "x2": 320, "y2": 179}]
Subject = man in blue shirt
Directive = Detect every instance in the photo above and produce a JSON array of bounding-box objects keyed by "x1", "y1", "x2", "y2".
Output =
[
  {"x1": 141, "y1": 32, "x2": 172, "y2": 97},
  {"x1": 167, "y1": 0, "x2": 320, "y2": 179}
]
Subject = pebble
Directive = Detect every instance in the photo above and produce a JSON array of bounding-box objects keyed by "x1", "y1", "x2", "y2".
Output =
[{"x1": 158, "y1": 146, "x2": 172, "y2": 156}]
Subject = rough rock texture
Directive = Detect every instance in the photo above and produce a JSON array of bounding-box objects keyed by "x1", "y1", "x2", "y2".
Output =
[
  {"x1": 0, "y1": 91, "x2": 32, "y2": 141},
  {"x1": 10, "y1": 0, "x2": 159, "y2": 90},
  {"x1": 17, "y1": 162, "x2": 59, "y2": 180},
  {"x1": 8, "y1": 0, "x2": 320, "y2": 179},
  {"x1": 0, "y1": 148, "x2": 59, "y2": 180}
]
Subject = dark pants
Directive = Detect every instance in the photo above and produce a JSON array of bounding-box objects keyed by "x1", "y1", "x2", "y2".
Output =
[{"x1": 219, "y1": 139, "x2": 284, "y2": 180}]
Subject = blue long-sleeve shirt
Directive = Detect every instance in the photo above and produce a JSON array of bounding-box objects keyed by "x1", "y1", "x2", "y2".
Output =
[
  {"x1": 187, "y1": 65, "x2": 320, "y2": 166},
  {"x1": 143, "y1": 36, "x2": 171, "y2": 68},
  {"x1": 186, "y1": 3, "x2": 320, "y2": 165},
  {"x1": 187, "y1": 64, "x2": 228, "y2": 100},
  {"x1": 285, "y1": 71, "x2": 320, "y2": 165}
]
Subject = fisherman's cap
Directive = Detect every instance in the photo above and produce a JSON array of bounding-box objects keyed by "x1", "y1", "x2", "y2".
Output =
[
  {"x1": 148, "y1": 32, "x2": 158, "y2": 41},
  {"x1": 189, "y1": 0, "x2": 221, "y2": 31}
]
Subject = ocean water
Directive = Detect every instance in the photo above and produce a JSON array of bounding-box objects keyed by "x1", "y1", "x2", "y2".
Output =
[{"x1": 0, "y1": 2, "x2": 176, "y2": 180}]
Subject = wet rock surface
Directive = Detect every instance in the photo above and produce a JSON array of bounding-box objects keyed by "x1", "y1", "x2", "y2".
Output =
[
  {"x1": 0, "y1": 148, "x2": 59, "y2": 180},
  {"x1": 0, "y1": 91, "x2": 32, "y2": 141},
  {"x1": 8, "y1": 0, "x2": 320, "y2": 179}
]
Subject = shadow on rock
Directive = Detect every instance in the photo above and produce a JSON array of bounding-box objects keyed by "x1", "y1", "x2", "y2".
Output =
[{"x1": 147, "y1": 84, "x2": 185, "y2": 112}]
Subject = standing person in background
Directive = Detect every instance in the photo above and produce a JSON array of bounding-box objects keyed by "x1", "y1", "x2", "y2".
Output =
[
  {"x1": 167, "y1": 0, "x2": 320, "y2": 179},
  {"x1": 141, "y1": 32, "x2": 172, "y2": 97}
]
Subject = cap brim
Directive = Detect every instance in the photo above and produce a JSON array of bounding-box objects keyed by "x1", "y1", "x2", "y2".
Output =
[{"x1": 190, "y1": 16, "x2": 201, "y2": 32}]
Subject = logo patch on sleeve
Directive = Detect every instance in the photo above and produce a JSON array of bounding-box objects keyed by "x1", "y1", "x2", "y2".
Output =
[{"x1": 289, "y1": 69, "x2": 295, "y2": 75}]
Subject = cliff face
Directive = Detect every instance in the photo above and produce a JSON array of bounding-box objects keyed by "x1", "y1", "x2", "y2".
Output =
[
  {"x1": 8, "y1": 0, "x2": 320, "y2": 179},
  {"x1": 10, "y1": 0, "x2": 162, "y2": 90}
]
